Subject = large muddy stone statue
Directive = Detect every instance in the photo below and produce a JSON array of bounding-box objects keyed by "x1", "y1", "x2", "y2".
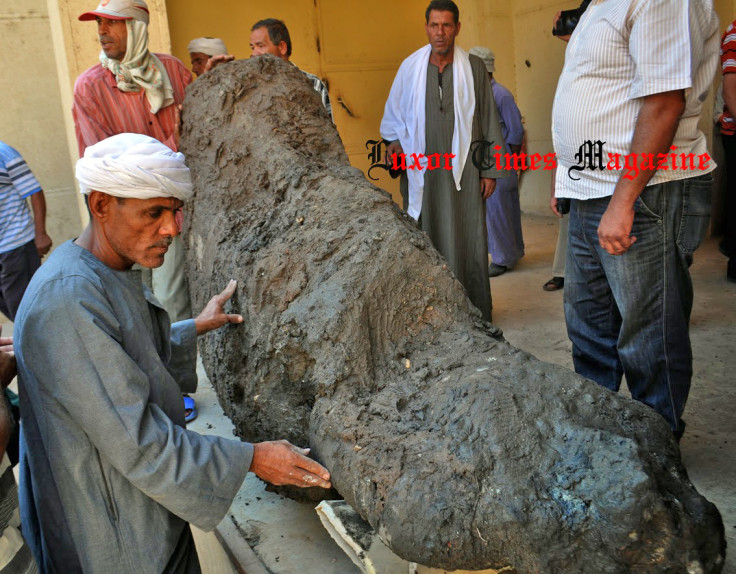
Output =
[{"x1": 181, "y1": 57, "x2": 725, "y2": 573}]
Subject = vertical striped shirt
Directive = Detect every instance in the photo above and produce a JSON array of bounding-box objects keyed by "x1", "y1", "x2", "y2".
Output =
[
  {"x1": 552, "y1": 0, "x2": 720, "y2": 199},
  {"x1": 720, "y1": 20, "x2": 736, "y2": 135},
  {"x1": 0, "y1": 143, "x2": 42, "y2": 255},
  {"x1": 72, "y1": 53, "x2": 192, "y2": 156},
  {"x1": 302, "y1": 69, "x2": 333, "y2": 120}
]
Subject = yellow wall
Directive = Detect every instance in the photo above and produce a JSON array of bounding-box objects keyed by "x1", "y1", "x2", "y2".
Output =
[
  {"x1": 166, "y1": 1, "x2": 516, "y2": 205},
  {"x1": 512, "y1": 0, "x2": 570, "y2": 214}
]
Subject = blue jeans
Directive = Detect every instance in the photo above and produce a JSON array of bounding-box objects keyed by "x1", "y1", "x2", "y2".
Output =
[{"x1": 564, "y1": 174, "x2": 712, "y2": 436}]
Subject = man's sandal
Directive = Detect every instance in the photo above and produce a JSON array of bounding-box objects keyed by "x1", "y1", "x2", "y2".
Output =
[
  {"x1": 183, "y1": 395, "x2": 198, "y2": 423},
  {"x1": 543, "y1": 276, "x2": 564, "y2": 291}
]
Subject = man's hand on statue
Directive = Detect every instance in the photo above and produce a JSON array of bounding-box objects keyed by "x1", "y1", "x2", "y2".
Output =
[
  {"x1": 481, "y1": 178, "x2": 496, "y2": 200},
  {"x1": 194, "y1": 279, "x2": 244, "y2": 335},
  {"x1": 598, "y1": 200, "x2": 637, "y2": 256},
  {"x1": 385, "y1": 141, "x2": 404, "y2": 166},
  {"x1": 35, "y1": 232, "x2": 52, "y2": 257},
  {"x1": 250, "y1": 440, "x2": 332, "y2": 489},
  {"x1": 204, "y1": 54, "x2": 235, "y2": 74}
]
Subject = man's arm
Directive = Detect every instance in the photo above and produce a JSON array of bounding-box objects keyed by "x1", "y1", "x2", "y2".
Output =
[
  {"x1": 0, "y1": 392, "x2": 13, "y2": 460},
  {"x1": 476, "y1": 61, "x2": 505, "y2": 199},
  {"x1": 20, "y1": 277, "x2": 327, "y2": 530},
  {"x1": 0, "y1": 328, "x2": 15, "y2": 460},
  {"x1": 550, "y1": 171, "x2": 563, "y2": 218},
  {"x1": 597, "y1": 90, "x2": 685, "y2": 255},
  {"x1": 722, "y1": 73, "x2": 736, "y2": 125},
  {"x1": 72, "y1": 83, "x2": 118, "y2": 156},
  {"x1": 0, "y1": 328, "x2": 15, "y2": 389},
  {"x1": 498, "y1": 92, "x2": 524, "y2": 152},
  {"x1": 29, "y1": 190, "x2": 52, "y2": 257},
  {"x1": 168, "y1": 280, "x2": 244, "y2": 391}
]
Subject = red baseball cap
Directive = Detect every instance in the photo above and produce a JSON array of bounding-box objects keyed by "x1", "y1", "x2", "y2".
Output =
[{"x1": 78, "y1": 0, "x2": 150, "y2": 25}]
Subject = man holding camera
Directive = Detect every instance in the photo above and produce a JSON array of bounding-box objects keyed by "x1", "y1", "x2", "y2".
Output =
[{"x1": 552, "y1": 0, "x2": 720, "y2": 440}]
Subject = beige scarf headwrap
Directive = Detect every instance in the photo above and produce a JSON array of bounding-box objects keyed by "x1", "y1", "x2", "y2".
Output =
[{"x1": 101, "y1": 20, "x2": 174, "y2": 114}]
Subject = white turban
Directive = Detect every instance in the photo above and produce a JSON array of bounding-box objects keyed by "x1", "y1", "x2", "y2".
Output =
[
  {"x1": 469, "y1": 46, "x2": 495, "y2": 74},
  {"x1": 187, "y1": 37, "x2": 228, "y2": 57},
  {"x1": 76, "y1": 133, "x2": 193, "y2": 201}
]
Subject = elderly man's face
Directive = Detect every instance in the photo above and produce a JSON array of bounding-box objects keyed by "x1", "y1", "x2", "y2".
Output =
[
  {"x1": 96, "y1": 17, "x2": 128, "y2": 60},
  {"x1": 249, "y1": 27, "x2": 288, "y2": 60},
  {"x1": 92, "y1": 193, "x2": 182, "y2": 270},
  {"x1": 425, "y1": 10, "x2": 461, "y2": 57}
]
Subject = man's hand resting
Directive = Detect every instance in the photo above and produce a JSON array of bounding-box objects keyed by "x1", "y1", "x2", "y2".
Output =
[{"x1": 250, "y1": 440, "x2": 332, "y2": 489}]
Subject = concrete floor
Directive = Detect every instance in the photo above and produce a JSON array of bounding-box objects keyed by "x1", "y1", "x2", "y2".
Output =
[{"x1": 2, "y1": 213, "x2": 734, "y2": 572}]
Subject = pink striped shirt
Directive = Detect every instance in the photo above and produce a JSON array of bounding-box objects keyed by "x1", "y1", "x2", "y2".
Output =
[{"x1": 73, "y1": 53, "x2": 192, "y2": 156}]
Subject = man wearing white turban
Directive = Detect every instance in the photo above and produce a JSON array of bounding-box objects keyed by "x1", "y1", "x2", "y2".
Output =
[
  {"x1": 75, "y1": 0, "x2": 199, "y2": 421},
  {"x1": 187, "y1": 37, "x2": 229, "y2": 77},
  {"x1": 73, "y1": 0, "x2": 194, "y2": 325},
  {"x1": 14, "y1": 134, "x2": 331, "y2": 573}
]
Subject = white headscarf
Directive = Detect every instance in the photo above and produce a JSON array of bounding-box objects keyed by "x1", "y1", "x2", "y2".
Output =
[
  {"x1": 101, "y1": 20, "x2": 174, "y2": 114},
  {"x1": 187, "y1": 37, "x2": 228, "y2": 57},
  {"x1": 76, "y1": 133, "x2": 193, "y2": 201}
]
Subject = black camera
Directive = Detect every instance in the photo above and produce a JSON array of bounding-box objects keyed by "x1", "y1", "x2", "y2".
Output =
[
  {"x1": 557, "y1": 198, "x2": 571, "y2": 215},
  {"x1": 553, "y1": 0, "x2": 591, "y2": 37}
]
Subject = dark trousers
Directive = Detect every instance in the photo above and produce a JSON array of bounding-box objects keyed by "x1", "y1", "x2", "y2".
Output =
[
  {"x1": 722, "y1": 134, "x2": 736, "y2": 276},
  {"x1": 0, "y1": 239, "x2": 41, "y2": 321}
]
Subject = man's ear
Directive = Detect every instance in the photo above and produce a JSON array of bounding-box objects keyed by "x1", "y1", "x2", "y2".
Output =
[
  {"x1": 87, "y1": 191, "x2": 114, "y2": 222},
  {"x1": 278, "y1": 41, "x2": 289, "y2": 59}
]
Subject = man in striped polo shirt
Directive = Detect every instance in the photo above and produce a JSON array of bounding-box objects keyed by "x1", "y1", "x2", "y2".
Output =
[
  {"x1": 719, "y1": 19, "x2": 736, "y2": 282},
  {"x1": 0, "y1": 142, "x2": 51, "y2": 322},
  {"x1": 552, "y1": 0, "x2": 720, "y2": 440}
]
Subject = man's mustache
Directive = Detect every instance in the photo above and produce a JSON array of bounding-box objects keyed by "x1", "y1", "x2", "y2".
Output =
[{"x1": 153, "y1": 238, "x2": 173, "y2": 249}]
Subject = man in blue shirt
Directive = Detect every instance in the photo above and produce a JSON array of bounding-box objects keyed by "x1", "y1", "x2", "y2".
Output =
[
  {"x1": 15, "y1": 134, "x2": 330, "y2": 573},
  {"x1": 469, "y1": 47, "x2": 525, "y2": 277},
  {"x1": 0, "y1": 142, "x2": 51, "y2": 321}
]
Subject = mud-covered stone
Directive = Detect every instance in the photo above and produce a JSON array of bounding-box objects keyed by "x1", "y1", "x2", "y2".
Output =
[{"x1": 181, "y1": 57, "x2": 726, "y2": 573}]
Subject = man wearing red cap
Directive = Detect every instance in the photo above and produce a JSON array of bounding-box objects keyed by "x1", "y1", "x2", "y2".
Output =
[{"x1": 73, "y1": 0, "x2": 193, "y2": 324}]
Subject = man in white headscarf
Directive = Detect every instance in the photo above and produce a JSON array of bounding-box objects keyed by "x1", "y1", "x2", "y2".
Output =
[
  {"x1": 14, "y1": 134, "x2": 331, "y2": 573},
  {"x1": 187, "y1": 37, "x2": 228, "y2": 77},
  {"x1": 380, "y1": 0, "x2": 507, "y2": 323}
]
